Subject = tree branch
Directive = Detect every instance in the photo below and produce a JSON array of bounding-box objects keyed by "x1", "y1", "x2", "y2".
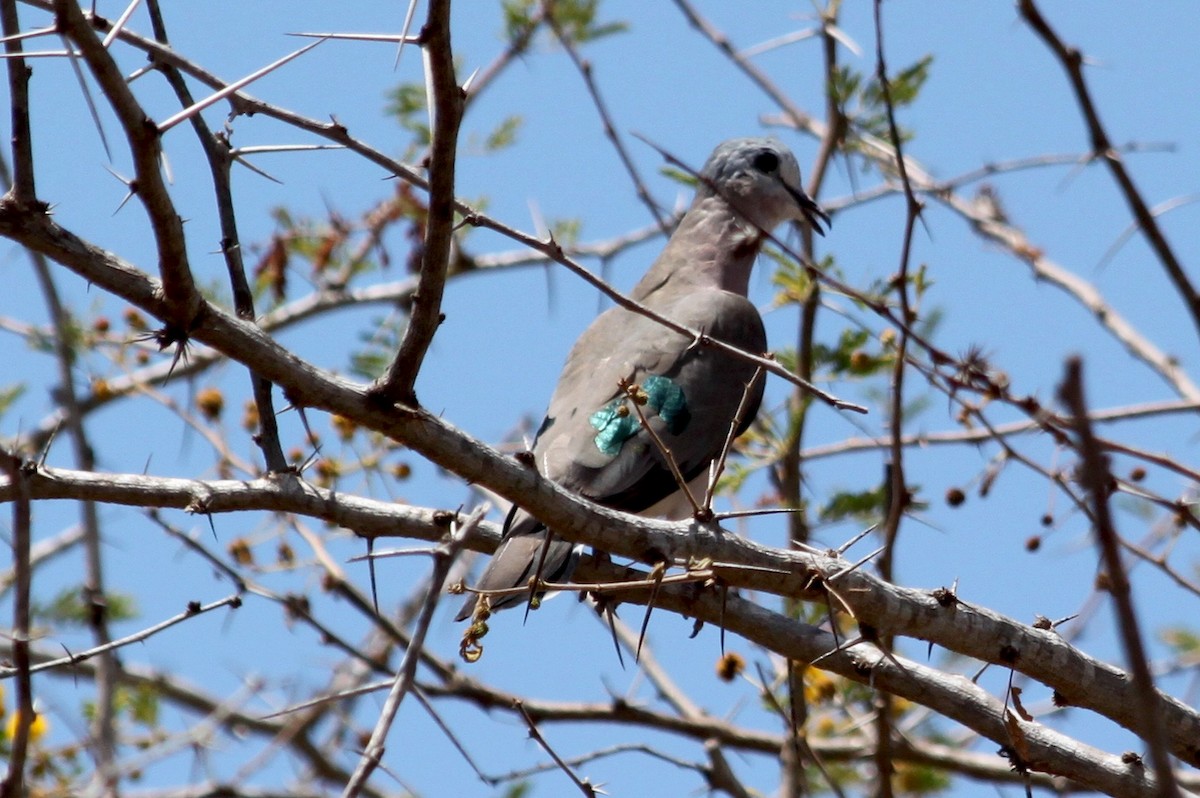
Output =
[
  {"x1": 1018, "y1": 0, "x2": 1200, "y2": 348},
  {"x1": 1057, "y1": 358, "x2": 1181, "y2": 796},
  {"x1": 371, "y1": 0, "x2": 463, "y2": 405}
]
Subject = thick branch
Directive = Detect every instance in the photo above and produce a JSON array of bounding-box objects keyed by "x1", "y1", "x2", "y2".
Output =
[
  {"x1": 372, "y1": 0, "x2": 463, "y2": 404},
  {"x1": 143, "y1": 0, "x2": 287, "y2": 472},
  {"x1": 0, "y1": 0, "x2": 35, "y2": 201},
  {"x1": 587, "y1": 558, "x2": 1186, "y2": 797},
  {"x1": 52, "y1": 0, "x2": 199, "y2": 325},
  {"x1": 4, "y1": 194, "x2": 1200, "y2": 773}
]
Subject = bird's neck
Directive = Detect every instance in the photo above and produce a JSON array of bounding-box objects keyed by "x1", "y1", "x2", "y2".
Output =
[{"x1": 631, "y1": 197, "x2": 763, "y2": 301}]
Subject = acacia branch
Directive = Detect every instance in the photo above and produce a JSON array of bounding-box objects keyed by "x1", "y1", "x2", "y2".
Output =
[
  {"x1": 1, "y1": 0, "x2": 35, "y2": 201},
  {"x1": 52, "y1": 0, "x2": 198, "y2": 326},
  {"x1": 13, "y1": 221, "x2": 665, "y2": 455},
  {"x1": 582, "y1": 557, "x2": 1186, "y2": 797},
  {"x1": 0, "y1": 210, "x2": 1197, "y2": 765},
  {"x1": 1018, "y1": 0, "x2": 1200, "y2": 348},
  {"x1": 4, "y1": 452, "x2": 1200, "y2": 774},
  {"x1": 0, "y1": 465, "x2": 496, "y2": 549},
  {"x1": 143, "y1": 0, "x2": 287, "y2": 472},
  {"x1": 372, "y1": 0, "x2": 463, "y2": 405},
  {"x1": 1058, "y1": 359, "x2": 1180, "y2": 796},
  {"x1": 0, "y1": 453, "x2": 32, "y2": 798}
]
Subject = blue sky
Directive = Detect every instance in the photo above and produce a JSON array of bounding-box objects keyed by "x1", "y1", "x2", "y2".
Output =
[{"x1": 4, "y1": 1, "x2": 1200, "y2": 795}]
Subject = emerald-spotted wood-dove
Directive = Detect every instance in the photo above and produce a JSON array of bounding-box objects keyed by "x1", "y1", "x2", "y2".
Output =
[{"x1": 456, "y1": 138, "x2": 828, "y2": 621}]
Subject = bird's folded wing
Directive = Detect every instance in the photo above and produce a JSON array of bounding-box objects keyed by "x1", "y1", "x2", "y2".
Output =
[{"x1": 534, "y1": 288, "x2": 767, "y2": 514}]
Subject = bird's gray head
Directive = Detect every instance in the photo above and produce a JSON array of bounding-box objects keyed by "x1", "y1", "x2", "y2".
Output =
[{"x1": 698, "y1": 137, "x2": 829, "y2": 237}]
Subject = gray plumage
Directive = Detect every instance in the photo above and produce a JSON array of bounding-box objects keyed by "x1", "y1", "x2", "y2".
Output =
[{"x1": 456, "y1": 137, "x2": 828, "y2": 622}]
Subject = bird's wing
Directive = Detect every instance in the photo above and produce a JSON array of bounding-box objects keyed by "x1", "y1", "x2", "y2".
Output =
[{"x1": 535, "y1": 287, "x2": 767, "y2": 513}]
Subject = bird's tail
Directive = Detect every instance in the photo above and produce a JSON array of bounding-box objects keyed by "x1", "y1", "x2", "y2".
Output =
[{"x1": 454, "y1": 506, "x2": 580, "y2": 621}]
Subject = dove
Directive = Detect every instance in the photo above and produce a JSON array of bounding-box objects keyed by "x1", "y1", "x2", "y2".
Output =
[{"x1": 457, "y1": 137, "x2": 828, "y2": 621}]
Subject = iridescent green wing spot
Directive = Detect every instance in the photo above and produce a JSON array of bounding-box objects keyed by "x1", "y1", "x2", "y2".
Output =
[
  {"x1": 589, "y1": 400, "x2": 637, "y2": 456},
  {"x1": 589, "y1": 375, "x2": 690, "y2": 456},
  {"x1": 642, "y1": 375, "x2": 690, "y2": 435}
]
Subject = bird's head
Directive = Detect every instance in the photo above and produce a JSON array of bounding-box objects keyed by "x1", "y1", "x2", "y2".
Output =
[{"x1": 698, "y1": 137, "x2": 829, "y2": 238}]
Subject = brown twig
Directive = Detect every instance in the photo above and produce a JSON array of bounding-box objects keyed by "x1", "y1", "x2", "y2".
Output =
[
  {"x1": 1, "y1": 0, "x2": 36, "y2": 202},
  {"x1": 868, "y1": 5, "x2": 921, "y2": 788},
  {"x1": 371, "y1": 0, "x2": 463, "y2": 406},
  {"x1": 341, "y1": 504, "x2": 483, "y2": 798},
  {"x1": 620, "y1": 378, "x2": 702, "y2": 517},
  {"x1": 28, "y1": 253, "x2": 119, "y2": 796},
  {"x1": 871, "y1": 0, "x2": 919, "y2": 577},
  {"x1": 703, "y1": 366, "x2": 763, "y2": 511},
  {"x1": 1018, "y1": 0, "x2": 1200, "y2": 349},
  {"x1": 515, "y1": 699, "x2": 600, "y2": 797},
  {"x1": 16, "y1": 221, "x2": 666, "y2": 456},
  {"x1": 53, "y1": 0, "x2": 199, "y2": 327},
  {"x1": 0, "y1": 595, "x2": 243, "y2": 678},
  {"x1": 545, "y1": 4, "x2": 669, "y2": 232},
  {"x1": 0, "y1": 451, "x2": 32, "y2": 798},
  {"x1": 1057, "y1": 358, "x2": 1180, "y2": 796},
  {"x1": 144, "y1": 0, "x2": 288, "y2": 473}
]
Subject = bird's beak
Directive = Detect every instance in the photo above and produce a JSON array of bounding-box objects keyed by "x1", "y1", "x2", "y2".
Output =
[{"x1": 786, "y1": 184, "x2": 830, "y2": 237}]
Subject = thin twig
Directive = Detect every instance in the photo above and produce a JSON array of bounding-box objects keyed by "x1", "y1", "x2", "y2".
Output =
[
  {"x1": 0, "y1": 595, "x2": 243, "y2": 678},
  {"x1": 0, "y1": 452, "x2": 32, "y2": 798},
  {"x1": 145, "y1": 0, "x2": 288, "y2": 472},
  {"x1": 54, "y1": 0, "x2": 199, "y2": 325},
  {"x1": 1057, "y1": 358, "x2": 1180, "y2": 796},
  {"x1": 620, "y1": 378, "x2": 702, "y2": 517},
  {"x1": 515, "y1": 700, "x2": 600, "y2": 797},
  {"x1": 703, "y1": 366, "x2": 763, "y2": 511},
  {"x1": 341, "y1": 504, "x2": 483, "y2": 798},
  {"x1": 156, "y1": 38, "x2": 326, "y2": 132},
  {"x1": 1018, "y1": 0, "x2": 1200, "y2": 349},
  {"x1": 0, "y1": 0, "x2": 36, "y2": 201},
  {"x1": 546, "y1": 5, "x2": 669, "y2": 232}
]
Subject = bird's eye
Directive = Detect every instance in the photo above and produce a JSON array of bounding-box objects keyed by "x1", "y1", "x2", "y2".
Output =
[{"x1": 751, "y1": 151, "x2": 779, "y2": 173}]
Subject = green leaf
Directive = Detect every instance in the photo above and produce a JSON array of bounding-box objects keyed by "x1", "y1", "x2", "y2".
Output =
[
  {"x1": 768, "y1": 251, "x2": 813, "y2": 306},
  {"x1": 864, "y1": 54, "x2": 933, "y2": 109},
  {"x1": 484, "y1": 115, "x2": 523, "y2": 152},
  {"x1": 385, "y1": 82, "x2": 431, "y2": 145},
  {"x1": 812, "y1": 328, "x2": 870, "y2": 373},
  {"x1": 819, "y1": 485, "x2": 888, "y2": 523},
  {"x1": 839, "y1": 55, "x2": 934, "y2": 146},
  {"x1": 549, "y1": 217, "x2": 582, "y2": 247},
  {"x1": 1162, "y1": 627, "x2": 1200, "y2": 657},
  {"x1": 715, "y1": 461, "x2": 752, "y2": 495},
  {"x1": 547, "y1": 0, "x2": 628, "y2": 43},
  {"x1": 912, "y1": 262, "x2": 934, "y2": 299},
  {"x1": 502, "y1": 0, "x2": 537, "y2": 42},
  {"x1": 35, "y1": 587, "x2": 138, "y2": 627},
  {"x1": 659, "y1": 165, "x2": 698, "y2": 188},
  {"x1": 0, "y1": 383, "x2": 26, "y2": 421},
  {"x1": 119, "y1": 684, "x2": 161, "y2": 727},
  {"x1": 502, "y1": 782, "x2": 533, "y2": 798},
  {"x1": 351, "y1": 317, "x2": 407, "y2": 380},
  {"x1": 829, "y1": 65, "x2": 862, "y2": 106},
  {"x1": 895, "y1": 761, "x2": 953, "y2": 793}
]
